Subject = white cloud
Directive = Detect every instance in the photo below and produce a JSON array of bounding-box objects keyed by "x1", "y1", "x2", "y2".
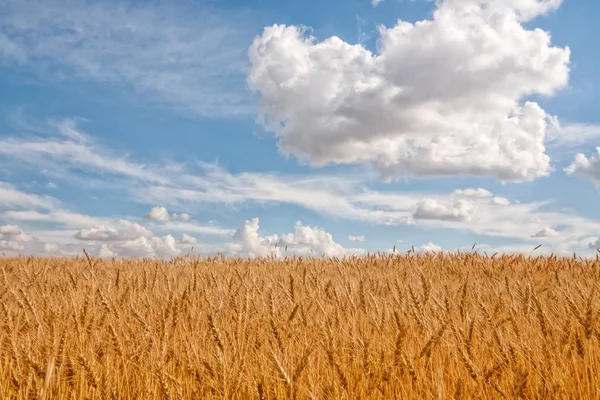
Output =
[
  {"x1": 446, "y1": 0, "x2": 563, "y2": 21},
  {"x1": 348, "y1": 235, "x2": 365, "y2": 242},
  {"x1": 589, "y1": 239, "x2": 600, "y2": 250},
  {"x1": 43, "y1": 242, "x2": 59, "y2": 254},
  {"x1": 478, "y1": 243, "x2": 555, "y2": 256},
  {"x1": 491, "y1": 197, "x2": 510, "y2": 206},
  {"x1": 0, "y1": 225, "x2": 66, "y2": 255},
  {"x1": 0, "y1": 240, "x2": 25, "y2": 251},
  {"x1": 94, "y1": 235, "x2": 181, "y2": 259},
  {"x1": 371, "y1": 0, "x2": 384, "y2": 6},
  {"x1": 144, "y1": 207, "x2": 170, "y2": 222},
  {"x1": 0, "y1": 239, "x2": 24, "y2": 251},
  {"x1": 0, "y1": 182, "x2": 56, "y2": 210},
  {"x1": 0, "y1": 0, "x2": 254, "y2": 117},
  {"x1": 154, "y1": 220, "x2": 233, "y2": 237},
  {"x1": 280, "y1": 221, "x2": 361, "y2": 257},
  {"x1": 151, "y1": 235, "x2": 182, "y2": 258},
  {"x1": 414, "y1": 198, "x2": 478, "y2": 222},
  {"x1": 74, "y1": 220, "x2": 152, "y2": 241},
  {"x1": 0, "y1": 224, "x2": 31, "y2": 243},
  {"x1": 54, "y1": 118, "x2": 90, "y2": 143},
  {"x1": 144, "y1": 206, "x2": 192, "y2": 222},
  {"x1": 417, "y1": 243, "x2": 443, "y2": 254},
  {"x1": 180, "y1": 233, "x2": 197, "y2": 245},
  {"x1": 565, "y1": 148, "x2": 600, "y2": 184},
  {"x1": 112, "y1": 237, "x2": 155, "y2": 258},
  {"x1": 46, "y1": 182, "x2": 57, "y2": 189},
  {"x1": 0, "y1": 182, "x2": 233, "y2": 256},
  {"x1": 228, "y1": 218, "x2": 280, "y2": 258},
  {"x1": 546, "y1": 119, "x2": 600, "y2": 148},
  {"x1": 97, "y1": 244, "x2": 117, "y2": 258},
  {"x1": 0, "y1": 127, "x2": 168, "y2": 184},
  {"x1": 1, "y1": 224, "x2": 25, "y2": 235},
  {"x1": 248, "y1": 1, "x2": 569, "y2": 181},
  {"x1": 134, "y1": 163, "x2": 410, "y2": 226},
  {"x1": 3, "y1": 209, "x2": 106, "y2": 229},
  {"x1": 531, "y1": 227, "x2": 559, "y2": 238},
  {"x1": 225, "y1": 218, "x2": 363, "y2": 258},
  {"x1": 0, "y1": 224, "x2": 32, "y2": 251},
  {"x1": 173, "y1": 213, "x2": 190, "y2": 221},
  {"x1": 454, "y1": 188, "x2": 493, "y2": 198},
  {"x1": 87, "y1": 218, "x2": 359, "y2": 259}
]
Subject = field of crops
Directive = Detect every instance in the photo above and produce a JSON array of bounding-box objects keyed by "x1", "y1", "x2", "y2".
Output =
[{"x1": 1, "y1": 252, "x2": 600, "y2": 399}]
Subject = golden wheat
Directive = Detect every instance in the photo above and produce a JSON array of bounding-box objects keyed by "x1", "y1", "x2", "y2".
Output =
[{"x1": 1, "y1": 252, "x2": 600, "y2": 399}]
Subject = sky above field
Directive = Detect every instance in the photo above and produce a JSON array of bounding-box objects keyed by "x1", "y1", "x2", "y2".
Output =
[{"x1": 1, "y1": 0, "x2": 600, "y2": 258}]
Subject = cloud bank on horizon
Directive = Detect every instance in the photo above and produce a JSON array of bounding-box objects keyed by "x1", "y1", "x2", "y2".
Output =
[{"x1": 1, "y1": 0, "x2": 600, "y2": 258}]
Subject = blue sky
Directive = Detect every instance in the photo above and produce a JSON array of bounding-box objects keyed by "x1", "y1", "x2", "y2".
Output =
[{"x1": 1, "y1": 0, "x2": 600, "y2": 258}]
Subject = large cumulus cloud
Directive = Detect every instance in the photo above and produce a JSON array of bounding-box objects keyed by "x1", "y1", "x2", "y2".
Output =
[{"x1": 248, "y1": 0, "x2": 569, "y2": 181}]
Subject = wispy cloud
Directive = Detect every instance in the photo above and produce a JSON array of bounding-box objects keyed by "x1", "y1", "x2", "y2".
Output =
[
  {"x1": 0, "y1": 120, "x2": 169, "y2": 184},
  {"x1": 0, "y1": 0, "x2": 256, "y2": 116},
  {"x1": 0, "y1": 182, "x2": 57, "y2": 210},
  {"x1": 546, "y1": 118, "x2": 600, "y2": 148},
  {"x1": 3, "y1": 210, "x2": 108, "y2": 230},
  {"x1": 348, "y1": 235, "x2": 365, "y2": 242}
]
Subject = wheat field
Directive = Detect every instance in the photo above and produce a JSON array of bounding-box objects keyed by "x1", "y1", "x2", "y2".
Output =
[{"x1": 1, "y1": 252, "x2": 600, "y2": 399}]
